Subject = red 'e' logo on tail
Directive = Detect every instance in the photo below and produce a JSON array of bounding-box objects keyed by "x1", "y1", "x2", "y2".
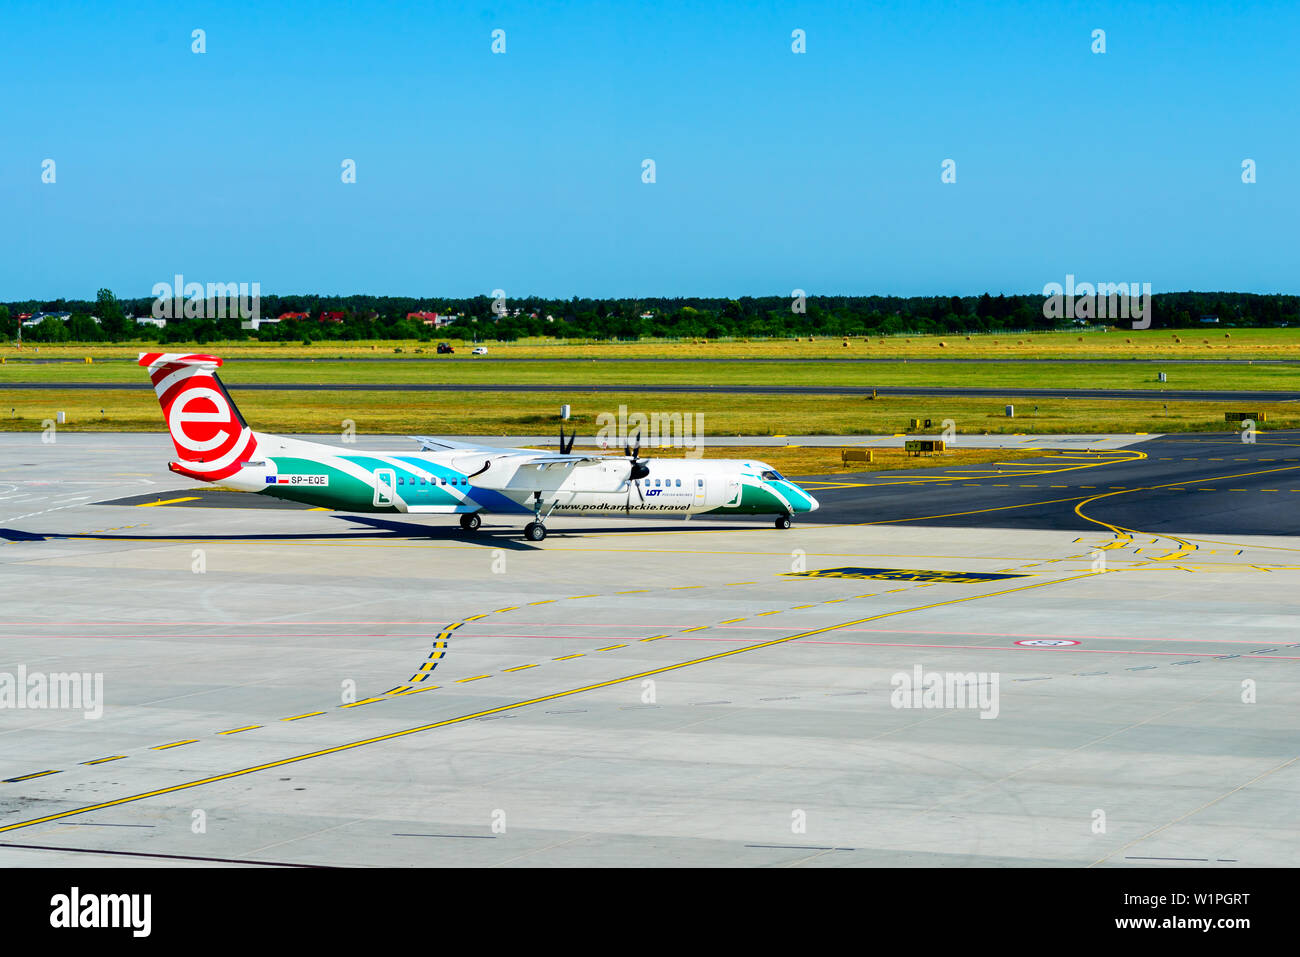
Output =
[{"x1": 141, "y1": 353, "x2": 256, "y2": 480}]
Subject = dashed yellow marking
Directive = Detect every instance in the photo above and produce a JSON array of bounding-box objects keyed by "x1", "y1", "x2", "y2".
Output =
[
  {"x1": 567, "y1": 594, "x2": 599, "y2": 600},
  {"x1": 495, "y1": 606, "x2": 518, "y2": 613},
  {"x1": 681, "y1": 626, "x2": 709, "y2": 632},
  {"x1": 719, "y1": 618, "x2": 747, "y2": 624},
  {"x1": 791, "y1": 604, "x2": 818, "y2": 609},
  {"x1": 503, "y1": 664, "x2": 538, "y2": 672},
  {"x1": 596, "y1": 644, "x2": 627, "y2": 651},
  {"x1": 553, "y1": 653, "x2": 585, "y2": 661},
  {"x1": 756, "y1": 611, "x2": 782, "y2": 617},
  {"x1": 81, "y1": 756, "x2": 126, "y2": 766},
  {"x1": 217, "y1": 725, "x2": 261, "y2": 736},
  {"x1": 615, "y1": 590, "x2": 649, "y2": 594},
  {"x1": 136, "y1": 497, "x2": 200, "y2": 507},
  {"x1": 455, "y1": 675, "x2": 491, "y2": 683},
  {"x1": 639, "y1": 635, "x2": 667, "y2": 642},
  {"x1": 281, "y1": 712, "x2": 324, "y2": 722},
  {"x1": 0, "y1": 568, "x2": 1114, "y2": 833},
  {"x1": 5, "y1": 770, "x2": 60, "y2": 782},
  {"x1": 151, "y1": 739, "x2": 198, "y2": 750},
  {"x1": 339, "y1": 698, "x2": 385, "y2": 708},
  {"x1": 526, "y1": 600, "x2": 556, "y2": 605}
]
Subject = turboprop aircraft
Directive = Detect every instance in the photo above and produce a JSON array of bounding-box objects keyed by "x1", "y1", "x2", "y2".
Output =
[{"x1": 139, "y1": 352, "x2": 818, "y2": 541}]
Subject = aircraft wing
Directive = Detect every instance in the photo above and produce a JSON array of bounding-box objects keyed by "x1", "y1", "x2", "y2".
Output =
[
  {"x1": 455, "y1": 451, "x2": 623, "y2": 491},
  {"x1": 410, "y1": 435, "x2": 535, "y2": 454}
]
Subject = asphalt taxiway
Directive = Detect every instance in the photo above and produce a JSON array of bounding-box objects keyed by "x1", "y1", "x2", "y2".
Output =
[{"x1": 0, "y1": 431, "x2": 1297, "y2": 867}]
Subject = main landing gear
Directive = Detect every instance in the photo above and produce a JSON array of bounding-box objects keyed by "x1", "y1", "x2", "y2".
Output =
[
  {"x1": 523, "y1": 492, "x2": 555, "y2": 542},
  {"x1": 774, "y1": 513, "x2": 792, "y2": 529},
  {"x1": 459, "y1": 512, "x2": 482, "y2": 532}
]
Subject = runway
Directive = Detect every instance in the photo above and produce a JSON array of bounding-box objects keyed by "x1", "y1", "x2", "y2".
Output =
[{"x1": 1, "y1": 431, "x2": 1298, "y2": 867}]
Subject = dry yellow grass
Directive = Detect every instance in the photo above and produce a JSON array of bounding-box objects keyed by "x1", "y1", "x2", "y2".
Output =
[{"x1": 5, "y1": 327, "x2": 1300, "y2": 362}]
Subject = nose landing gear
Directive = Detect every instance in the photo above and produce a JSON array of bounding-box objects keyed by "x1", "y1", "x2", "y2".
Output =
[
  {"x1": 459, "y1": 512, "x2": 482, "y2": 532},
  {"x1": 775, "y1": 513, "x2": 792, "y2": 529}
]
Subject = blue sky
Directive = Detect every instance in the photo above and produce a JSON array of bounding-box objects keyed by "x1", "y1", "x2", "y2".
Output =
[{"x1": 2, "y1": 0, "x2": 1297, "y2": 299}]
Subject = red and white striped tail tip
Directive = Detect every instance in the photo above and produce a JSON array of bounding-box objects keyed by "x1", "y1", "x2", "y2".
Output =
[{"x1": 137, "y1": 352, "x2": 224, "y2": 370}]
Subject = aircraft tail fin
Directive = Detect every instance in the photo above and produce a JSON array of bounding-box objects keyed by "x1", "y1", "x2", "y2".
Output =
[{"x1": 138, "y1": 352, "x2": 258, "y2": 482}]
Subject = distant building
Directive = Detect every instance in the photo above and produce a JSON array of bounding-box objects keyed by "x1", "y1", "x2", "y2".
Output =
[
  {"x1": 319, "y1": 311, "x2": 345, "y2": 323},
  {"x1": 136, "y1": 316, "x2": 166, "y2": 329},
  {"x1": 277, "y1": 312, "x2": 311, "y2": 322},
  {"x1": 409, "y1": 311, "x2": 455, "y2": 328},
  {"x1": 241, "y1": 317, "x2": 281, "y2": 331},
  {"x1": 22, "y1": 312, "x2": 71, "y2": 328},
  {"x1": 1199, "y1": 315, "x2": 1220, "y2": 324},
  {"x1": 640, "y1": 311, "x2": 655, "y2": 319}
]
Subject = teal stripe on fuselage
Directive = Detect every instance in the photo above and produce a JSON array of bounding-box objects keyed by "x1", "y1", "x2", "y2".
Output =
[
  {"x1": 342, "y1": 454, "x2": 529, "y2": 513},
  {"x1": 772, "y1": 479, "x2": 815, "y2": 512}
]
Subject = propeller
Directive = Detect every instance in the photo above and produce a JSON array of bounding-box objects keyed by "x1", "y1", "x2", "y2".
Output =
[
  {"x1": 625, "y1": 430, "x2": 650, "y2": 481},
  {"x1": 624, "y1": 430, "x2": 649, "y2": 512}
]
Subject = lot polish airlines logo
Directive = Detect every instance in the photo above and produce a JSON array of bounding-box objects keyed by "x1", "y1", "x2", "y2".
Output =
[
  {"x1": 139, "y1": 353, "x2": 257, "y2": 481},
  {"x1": 151, "y1": 274, "x2": 260, "y2": 321},
  {"x1": 890, "y1": 665, "x2": 1000, "y2": 719},
  {"x1": 1041, "y1": 274, "x2": 1152, "y2": 329},
  {"x1": 50, "y1": 888, "x2": 151, "y2": 937}
]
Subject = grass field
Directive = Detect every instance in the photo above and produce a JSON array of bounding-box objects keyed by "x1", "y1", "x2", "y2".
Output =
[
  {"x1": 4, "y1": 326, "x2": 1300, "y2": 362},
  {"x1": 3, "y1": 356, "x2": 1299, "y2": 392},
  {"x1": 2, "y1": 389, "x2": 1292, "y2": 437},
  {"x1": 4, "y1": 330, "x2": 1296, "y2": 438}
]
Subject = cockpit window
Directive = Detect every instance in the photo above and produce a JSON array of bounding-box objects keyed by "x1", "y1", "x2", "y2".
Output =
[{"x1": 760, "y1": 469, "x2": 784, "y2": 481}]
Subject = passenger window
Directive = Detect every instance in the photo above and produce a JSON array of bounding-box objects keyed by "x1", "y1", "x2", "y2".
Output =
[
  {"x1": 397, "y1": 477, "x2": 404, "y2": 485},
  {"x1": 675, "y1": 479, "x2": 681, "y2": 487}
]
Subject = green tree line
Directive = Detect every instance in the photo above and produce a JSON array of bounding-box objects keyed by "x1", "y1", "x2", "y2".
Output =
[{"x1": 5, "y1": 290, "x2": 1298, "y2": 343}]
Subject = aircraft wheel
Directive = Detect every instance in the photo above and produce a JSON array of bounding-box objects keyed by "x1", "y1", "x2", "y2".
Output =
[
  {"x1": 774, "y1": 514, "x2": 792, "y2": 529},
  {"x1": 460, "y1": 512, "x2": 482, "y2": 531},
  {"x1": 524, "y1": 522, "x2": 547, "y2": 542}
]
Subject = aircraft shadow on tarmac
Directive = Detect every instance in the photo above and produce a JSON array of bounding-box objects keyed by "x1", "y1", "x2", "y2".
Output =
[{"x1": 0, "y1": 514, "x2": 759, "y2": 551}]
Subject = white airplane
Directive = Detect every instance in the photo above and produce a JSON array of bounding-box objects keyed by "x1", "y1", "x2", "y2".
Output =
[{"x1": 140, "y1": 352, "x2": 818, "y2": 541}]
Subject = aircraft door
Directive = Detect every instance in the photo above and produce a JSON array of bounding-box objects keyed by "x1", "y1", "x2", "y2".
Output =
[
  {"x1": 723, "y1": 477, "x2": 742, "y2": 507},
  {"x1": 374, "y1": 468, "x2": 397, "y2": 507}
]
